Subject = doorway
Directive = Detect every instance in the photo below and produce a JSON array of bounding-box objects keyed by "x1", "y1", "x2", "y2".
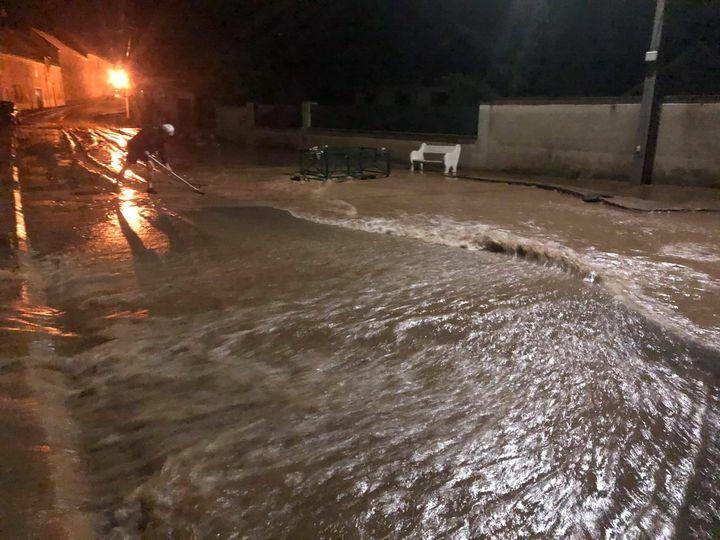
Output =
[{"x1": 34, "y1": 88, "x2": 43, "y2": 109}]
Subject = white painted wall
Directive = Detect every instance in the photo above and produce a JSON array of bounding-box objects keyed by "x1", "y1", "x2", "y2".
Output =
[{"x1": 473, "y1": 103, "x2": 640, "y2": 178}]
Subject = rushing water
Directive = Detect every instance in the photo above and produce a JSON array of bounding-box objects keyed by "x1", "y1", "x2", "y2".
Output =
[{"x1": 35, "y1": 206, "x2": 718, "y2": 538}]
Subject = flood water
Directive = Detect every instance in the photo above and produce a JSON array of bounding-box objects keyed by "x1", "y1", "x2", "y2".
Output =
[
  {"x1": 36, "y1": 206, "x2": 717, "y2": 538},
  {"x1": 3, "y1": 118, "x2": 720, "y2": 538}
]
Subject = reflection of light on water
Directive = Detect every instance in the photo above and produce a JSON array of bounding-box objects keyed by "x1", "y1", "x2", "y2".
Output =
[
  {"x1": 1, "y1": 282, "x2": 76, "y2": 337},
  {"x1": 105, "y1": 309, "x2": 149, "y2": 320},
  {"x1": 109, "y1": 146, "x2": 125, "y2": 174},
  {"x1": 2, "y1": 317, "x2": 77, "y2": 337},
  {"x1": 116, "y1": 128, "x2": 139, "y2": 137},
  {"x1": 105, "y1": 130, "x2": 144, "y2": 184},
  {"x1": 120, "y1": 189, "x2": 143, "y2": 231},
  {"x1": 99, "y1": 129, "x2": 133, "y2": 148},
  {"x1": 115, "y1": 187, "x2": 171, "y2": 253},
  {"x1": 78, "y1": 210, "x2": 170, "y2": 257},
  {"x1": 108, "y1": 152, "x2": 146, "y2": 186},
  {"x1": 12, "y1": 165, "x2": 27, "y2": 252},
  {"x1": 109, "y1": 147, "x2": 144, "y2": 184},
  {"x1": 120, "y1": 187, "x2": 136, "y2": 202},
  {"x1": 3, "y1": 165, "x2": 76, "y2": 338},
  {"x1": 79, "y1": 186, "x2": 170, "y2": 257},
  {"x1": 119, "y1": 187, "x2": 140, "y2": 227}
]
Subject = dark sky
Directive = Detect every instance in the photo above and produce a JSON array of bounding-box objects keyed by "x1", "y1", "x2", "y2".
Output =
[{"x1": 6, "y1": 0, "x2": 720, "y2": 102}]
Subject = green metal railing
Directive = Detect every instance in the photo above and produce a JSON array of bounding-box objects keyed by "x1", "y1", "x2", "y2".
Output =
[{"x1": 299, "y1": 146, "x2": 391, "y2": 181}]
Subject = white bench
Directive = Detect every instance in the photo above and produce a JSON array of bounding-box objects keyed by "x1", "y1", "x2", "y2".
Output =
[{"x1": 410, "y1": 143, "x2": 461, "y2": 175}]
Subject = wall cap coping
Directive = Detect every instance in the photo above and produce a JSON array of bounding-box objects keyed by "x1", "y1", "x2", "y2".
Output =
[
  {"x1": 309, "y1": 128, "x2": 476, "y2": 143},
  {"x1": 481, "y1": 97, "x2": 641, "y2": 106},
  {"x1": 662, "y1": 95, "x2": 720, "y2": 104}
]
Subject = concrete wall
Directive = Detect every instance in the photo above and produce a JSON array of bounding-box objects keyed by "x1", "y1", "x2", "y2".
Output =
[
  {"x1": 216, "y1": 105, "x2": 249, "y2": 134},
  {"x1": 215, "y1": 101, "x2": 720, "y2": 187},
  {"x1": 474, "y1": 103, "x2": 640, "y2": 178},
  {"x1": 0, "y1": 53, "x2": 65, "y2": 109},
  {"x1": 654, "y1": 102, "x2": 720, "y2": 187}
]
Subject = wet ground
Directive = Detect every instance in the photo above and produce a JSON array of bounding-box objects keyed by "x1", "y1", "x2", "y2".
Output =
[
  {"x1": 1, "y1": 102, "x2": 719, "y2": 538},
  {"x1": 195, "y1": 154, "x2": 720, "y2": 353}
]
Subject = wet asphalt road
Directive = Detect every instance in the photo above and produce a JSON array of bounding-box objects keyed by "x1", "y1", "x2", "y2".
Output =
[{"x1": 0, "y1": 104, "x2": 173, "y2": 537}]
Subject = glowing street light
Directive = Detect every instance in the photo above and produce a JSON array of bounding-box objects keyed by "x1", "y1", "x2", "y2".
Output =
[
  {"x1": 109, "y1": 67, "x2": 131, "y2": 90},
  {"x1": 109, "y1": 67, "x2": 131, "y2": 119}
]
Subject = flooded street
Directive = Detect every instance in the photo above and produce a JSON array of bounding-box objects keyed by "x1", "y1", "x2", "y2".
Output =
[{"x1": 2, "y1": 112, "x2": 720, "y2": 538}]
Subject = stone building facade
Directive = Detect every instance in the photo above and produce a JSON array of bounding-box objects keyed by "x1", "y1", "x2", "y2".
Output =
[
  {"x1": 32, "y1": 29, "x2": 113, "y2": 102},
  {"x1": 0, "y1": 27, "x2": 113, "y2": 110},
  {"x1": 0, "y1": 28, "x2": 65, "y2": 109}
]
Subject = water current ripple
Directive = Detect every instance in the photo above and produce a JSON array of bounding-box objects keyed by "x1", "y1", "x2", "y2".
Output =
[{"x1": 42, "y1": 207, "x2": 719, "y2": 538}]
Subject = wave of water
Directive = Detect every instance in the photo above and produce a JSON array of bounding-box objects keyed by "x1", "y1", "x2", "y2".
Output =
[{"x1": 287, "y1": 209, "x2": 720, "y2": 357}]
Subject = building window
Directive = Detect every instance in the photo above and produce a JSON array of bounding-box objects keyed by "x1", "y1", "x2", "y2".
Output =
[
  {"x1": 431, "y1": 91, "x2": 449, "y2": 105},
  {"x1": 34, "y1": 88, "x2": 44, "y2": 108}
]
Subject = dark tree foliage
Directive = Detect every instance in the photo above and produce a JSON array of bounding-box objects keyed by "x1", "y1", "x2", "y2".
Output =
[{"x1": 4, "y1": 0, "x2": 720, "y2": 102}]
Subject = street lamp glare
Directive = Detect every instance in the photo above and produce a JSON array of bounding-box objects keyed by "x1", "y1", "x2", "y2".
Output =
[{"x1": 109, "y1": 68, "x2": 131, "y2": 90}]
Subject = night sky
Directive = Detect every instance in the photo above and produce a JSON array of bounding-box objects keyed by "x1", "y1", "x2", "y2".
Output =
[{"x1": 5, "y1": 0, "x2": 720, "y2": 102}]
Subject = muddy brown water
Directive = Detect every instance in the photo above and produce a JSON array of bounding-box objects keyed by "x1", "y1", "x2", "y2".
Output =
[
  {"x1": 34, "y1": 206, "x2": 720, "y2": 538},
  {"x1": 3, "y1": 122, "x2": 720, "y2": 538}
]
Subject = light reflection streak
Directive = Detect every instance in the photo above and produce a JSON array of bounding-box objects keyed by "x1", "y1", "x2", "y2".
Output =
[
  {"x1": 2, "y1": 318, "x2": 77, "y2": 337},
  {"x1": 78, "y1": 199, "x2": 167, "y2": 257},
  {"x1": 98, "y1": 129, "x2": 133, "y2": 148},
  {"x1": 104, "y1": 309, "x2": 149, "y2": 320},
  {"x1": 115, "y1": 187, "x2": 171, "y2": 254},
  {"x1": 107, "y1": 137, "x2": 145, "y2": 183},
  {"x1": 120, "y1": 187, "x2": 143, "y2": 230},
  {"x1": 12, "y1": 164, "x2": 27, "y2": 253},
  {"x1": 4, "y1": 145, "x2": 75, "y2": 339}
]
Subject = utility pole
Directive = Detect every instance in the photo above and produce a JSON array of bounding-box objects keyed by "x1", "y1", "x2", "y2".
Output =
[
  {"x1": 118, "y1": 0, "x2": 126, "y2": 59},
  {"x1": 631, "y1": 0, "x2": 667, "y2": 185},
  {"x1": 118, "y1": 0, "x2": 132, "y2": 120}
]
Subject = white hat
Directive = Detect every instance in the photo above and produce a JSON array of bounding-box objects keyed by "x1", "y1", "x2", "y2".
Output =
[{"x1": 161, "y1": 123, "x2": 175, "y2": 136}]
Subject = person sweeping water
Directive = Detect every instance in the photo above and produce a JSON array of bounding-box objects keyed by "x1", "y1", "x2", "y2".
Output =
[{"x1": 118, "y1": 123, "x2": 175, "y2": 194}]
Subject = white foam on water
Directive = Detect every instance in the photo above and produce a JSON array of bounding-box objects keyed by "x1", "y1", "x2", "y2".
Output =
[
  {"x1": 286, "y1": 209, "x2": 720, "y2": 354},
  {"x1": 659, "y1": 242, "x2": 720, "y2": 263}
]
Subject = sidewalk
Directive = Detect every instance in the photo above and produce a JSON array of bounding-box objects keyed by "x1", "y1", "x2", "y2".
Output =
[
  {"x1": 0, "y1": 142, "x2": 92, "y2": 539},
  {"x1": 0, "y1": 162, "x2": 62, "y2": 538},
  {"x1": 457, "y1": 170, "x2": 720, "y2": 212}
]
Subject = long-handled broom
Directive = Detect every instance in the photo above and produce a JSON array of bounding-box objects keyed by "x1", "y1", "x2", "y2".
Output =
[{"x1": 148, "y1": 155, "x2": 205, "y2": 195}]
